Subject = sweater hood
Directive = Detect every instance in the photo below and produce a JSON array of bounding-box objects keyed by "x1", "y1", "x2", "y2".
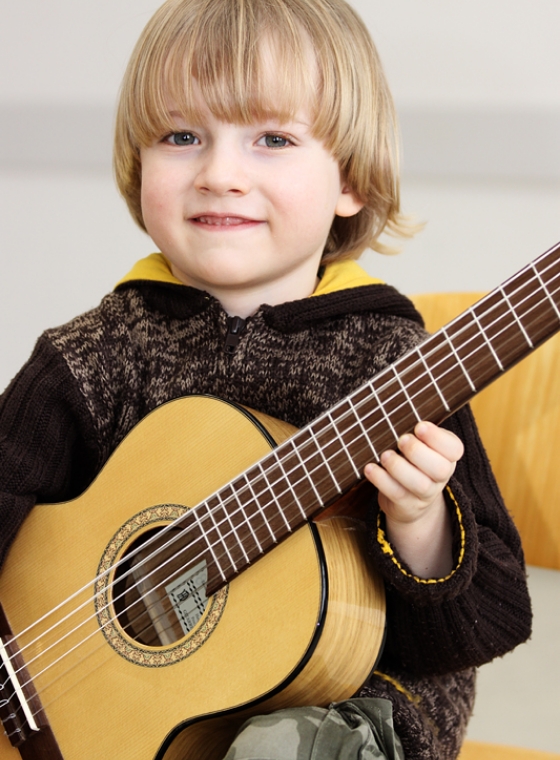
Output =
[
  {"x1": 115, "y1": 253, "x2": 424, "y2": 331},
  {"x1": 116, "y1": 252, "x2": 383, "y2": 295}
]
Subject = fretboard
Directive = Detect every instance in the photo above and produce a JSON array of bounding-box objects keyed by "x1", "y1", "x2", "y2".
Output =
[{"x1": 186, "y1": 241, "x2": 560, "y2": 594}]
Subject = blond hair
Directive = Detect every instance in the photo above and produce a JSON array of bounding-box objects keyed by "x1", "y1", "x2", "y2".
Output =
[{"x1": 114, "y1": 0, "x2": 413, "y2": 261}]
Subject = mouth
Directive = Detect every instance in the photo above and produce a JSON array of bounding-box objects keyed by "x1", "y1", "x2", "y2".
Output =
[{"x1": 191, "y1": 214, "x2": 260, "y2": 227}]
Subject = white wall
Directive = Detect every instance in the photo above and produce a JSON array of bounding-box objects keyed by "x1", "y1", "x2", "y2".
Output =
[{"x1": 1, "y1": 0, "x2": 559, "y2": 392}]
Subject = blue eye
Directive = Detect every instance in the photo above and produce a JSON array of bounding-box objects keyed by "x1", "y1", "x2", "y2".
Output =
[
  {"x1": 167, "y1": 132, "x2": 198, "y2": 146},
  {"x1": 262, "y1": 134, "x2": 290, "y2": 148}
]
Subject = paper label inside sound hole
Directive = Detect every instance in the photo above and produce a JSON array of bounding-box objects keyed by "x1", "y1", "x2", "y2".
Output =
[{"x1": 165, "y1": 561, "x2": 208, "y2": 635}]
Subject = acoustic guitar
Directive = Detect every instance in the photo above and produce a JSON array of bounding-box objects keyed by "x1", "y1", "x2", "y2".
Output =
[{"x1": 0, "y1": 240, "x2": 559, "y2": 759}]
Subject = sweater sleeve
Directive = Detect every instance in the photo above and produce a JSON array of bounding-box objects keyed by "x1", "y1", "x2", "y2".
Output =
[
  {"x1": 0, "y1": 336, "x2": 102, "y2": 566},
  {"x1": 367, "y1": 403, "x2": 532, "y2": 676}
]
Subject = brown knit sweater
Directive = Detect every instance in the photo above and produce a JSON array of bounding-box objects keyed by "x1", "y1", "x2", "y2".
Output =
[{"x1": 0, "y1": 277, "x2": 531, "y2": 760}]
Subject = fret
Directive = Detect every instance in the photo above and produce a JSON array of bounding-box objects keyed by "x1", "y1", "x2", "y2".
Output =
[
  {"x1": 444, "y1": 311, "x2": 503, "y2": 391},
  {"x1": 247, "y1": 462, "x2": 295, "y2": 538},
  {"x1": 441, "y1": 327, "x2": 477, "y2": 392},
  {"x1": 255, "y1": 461, "x2": 293, "y2": 533},
  {"x1": 286, "y1": 430, "x2": 338, "y2": 506},
  {"x1": 219, "y1": 484, "x2": 263, "y2": 558},
  {"x1": 531, "y1": 263, "x2": 560, "y2": 323},
  {"x1": 203, "y1": 496, "x2": 239, "y2": 574},
  {"x1": 389, "y1": 349, "x2": 447, "y2": 424},
  {"x1": 231, "y1": 478, "x2": 270, "y2": 555},
  {"x1": 499, "y1": 286, "x2": 534, "y2": 348},
  {"x1": 418, "y1": 331, "x2": 474, "y2": 408},
  {"x1": 267, "y1": 447, "x2": 311, "y2": 520},
  {"x1": 308, "y1": 426, "x2": 342, "y2": 493},
  {"x1": 507, "y1": 264, "x2": 560, "y2": 349},
  {"x1": 350, "y1": 383, "x2": 401, "y2": 455},
  {"x1": 239, "y1": 472, "x2": 277, "y2": 544},
  {"x1": 191, "y1": 506, "x2": 227, "y2": 583},
  {"x1": 212, "y1": 492, "x2": 250, "y2": 565},
  {"x1": 314, "y1": 410, "x2": 362, "y2": 484},
  {"x1": 368, "y1": 381, "x2": 399, "y2": 443},
  {"x1": 536, "y1": 247, "x2": 560, "y2": 299},
  {"x1": 345, "y1": 395, "x2": 380, "y2": 463},
  {"x1": 416, "y1": 346, "x2": 450, "y2": 412},
  {"x1": 474, "y1": 291, "x2": 522, "y2": 368},
  {"x1": 330, "y1": 399, "x2": 378, "y2": 469},
  {"x1": 391, "y1": 364, "x2": 421, "y2": 424},
  {"x1": 470, "y1": 307, "x2": 504, "y2": 371}
]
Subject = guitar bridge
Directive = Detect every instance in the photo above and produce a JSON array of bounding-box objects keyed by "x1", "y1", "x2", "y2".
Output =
[
  {"x1": 0, "y1": 605, "x2": 62, "y2": 759},
  {"x1": 0, "y1": 635, "x2": 40, "y2": 745}
]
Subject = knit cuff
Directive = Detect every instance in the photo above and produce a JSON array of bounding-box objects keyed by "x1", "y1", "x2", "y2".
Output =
[{"x1": 368, "y1": 478, "x2": 479, "y2": 605}]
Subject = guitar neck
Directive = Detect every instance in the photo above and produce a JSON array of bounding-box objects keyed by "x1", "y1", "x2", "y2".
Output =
[{"x1": 192, "y1": 241, "x2": 560, "y2": 594}]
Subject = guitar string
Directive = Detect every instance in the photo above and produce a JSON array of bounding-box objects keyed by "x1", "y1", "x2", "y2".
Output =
[
  {"x1": 9, "y1": 249, "x2": 559, "y2": 656},
  {"x1": 92, "y1": 256, "x2": 560, "y2": 652},
  {"x1": 4, "y1": 256, "x2": 560, "y2": 736},
  {"x1": 3, "y1": 254, "x2": 560, "y2": 725},
  {"x1": 7, "y1": 264, "x2": 560, "y2": 732},
  {"x1": 2, "y1": 254, "x2": 556, "y2": 708},
  {"x1": 2, "y1": 254, "x2": 556, "y2": 720},
  {"x1": 7, "y1": 250, "x2": 558, "y2": 662},
  {"x1": 5, "y1": 257, "x2": 560, "y2": 725}
]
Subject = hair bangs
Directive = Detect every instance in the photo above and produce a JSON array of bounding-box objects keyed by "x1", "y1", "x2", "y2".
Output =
[{"x1": 126, "y1": 0, "x2": 320, "y2": 149}]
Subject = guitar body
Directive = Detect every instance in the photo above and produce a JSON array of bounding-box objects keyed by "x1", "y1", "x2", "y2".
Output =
[{"x1": 0, "y1": 396, "x2": 385, "y2": 760}]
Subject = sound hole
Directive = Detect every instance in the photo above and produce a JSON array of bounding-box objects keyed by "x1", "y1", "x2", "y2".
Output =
[{"x1": 112, "y1": 526, "x2": 209, "y2": 647}]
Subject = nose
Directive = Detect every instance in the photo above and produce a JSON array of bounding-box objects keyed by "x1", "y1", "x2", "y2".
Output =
[{"x1": 194, "y1": 138, "x2": 250, "y2": 197}]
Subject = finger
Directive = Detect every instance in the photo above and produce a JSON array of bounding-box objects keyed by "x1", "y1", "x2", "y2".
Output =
[
  {"x1": 395, "y1": 434, "x2": 457, "y2": 486},
  {"x1": 412, "y1": 421, "x2": 464, "y2": 462},
  {"x1": 364, "y1": 459, "x2": 413, "y2": 504},
  {"x1": 366, "y1": 450, "x2": 438, "y2": 505}
]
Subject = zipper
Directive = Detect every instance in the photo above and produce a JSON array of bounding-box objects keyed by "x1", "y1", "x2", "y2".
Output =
[{"x1": 224, "y1": 316, "x2": 247, "y2": 355}]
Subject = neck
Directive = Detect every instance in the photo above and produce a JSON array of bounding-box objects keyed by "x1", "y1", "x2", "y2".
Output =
[{"x1": 169, "y1": 265, "x2": 321, "y2": 319}]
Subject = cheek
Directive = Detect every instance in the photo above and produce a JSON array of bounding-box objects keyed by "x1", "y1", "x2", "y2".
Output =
[
  {"x1": 141, "y1": 170, "x2": 164, "y2": 212},
  {"x1": 140, "y1": 172, "x2": 176, "y2": 236}
]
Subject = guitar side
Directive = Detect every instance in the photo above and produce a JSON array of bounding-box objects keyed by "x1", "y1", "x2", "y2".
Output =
[{"x1": 0, "y1": 396, "x2": 385, "y2": 760}]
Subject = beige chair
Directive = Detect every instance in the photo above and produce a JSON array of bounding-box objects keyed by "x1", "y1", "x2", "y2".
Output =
[{"x1": 411, "y1": 292, "x2": 560, "y2": 760}]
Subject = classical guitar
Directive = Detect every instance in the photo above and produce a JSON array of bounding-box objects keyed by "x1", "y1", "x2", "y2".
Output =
[{"x1": 0, "y1": 240, "x2": 559, "y2": 760}]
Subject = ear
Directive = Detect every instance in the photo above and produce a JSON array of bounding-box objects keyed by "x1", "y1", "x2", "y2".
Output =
[{"x1": 335, "y1": 185, "x2": 364, "y2": 218}]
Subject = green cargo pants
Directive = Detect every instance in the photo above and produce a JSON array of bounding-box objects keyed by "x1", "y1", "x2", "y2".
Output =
[{"x1": 223, "y1": 698, "x2": 405, "y2": 760}]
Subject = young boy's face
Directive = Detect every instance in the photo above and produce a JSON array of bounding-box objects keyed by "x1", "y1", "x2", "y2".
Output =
[{"x1": 139, "y1": 87, "x2": 362, "y2": 316}]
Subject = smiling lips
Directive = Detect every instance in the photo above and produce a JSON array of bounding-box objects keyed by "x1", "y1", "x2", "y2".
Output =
[{"x1": 192, "y1": 214, "x2": 260, "y2": 227}]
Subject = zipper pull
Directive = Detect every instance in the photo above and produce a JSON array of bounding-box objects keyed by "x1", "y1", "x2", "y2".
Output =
[{"x1": 224, "y1": 316, "x2": 247, "y2": 355}]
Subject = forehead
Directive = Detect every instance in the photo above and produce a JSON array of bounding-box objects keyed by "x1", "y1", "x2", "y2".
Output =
[{"x1": 138, "y1": 22, "x2": 320, "y2": 142}]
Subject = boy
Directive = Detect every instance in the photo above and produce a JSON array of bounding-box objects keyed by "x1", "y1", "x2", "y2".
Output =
[{"x1": 0, "y1": 0, "x2": 531, "y2": 758}]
